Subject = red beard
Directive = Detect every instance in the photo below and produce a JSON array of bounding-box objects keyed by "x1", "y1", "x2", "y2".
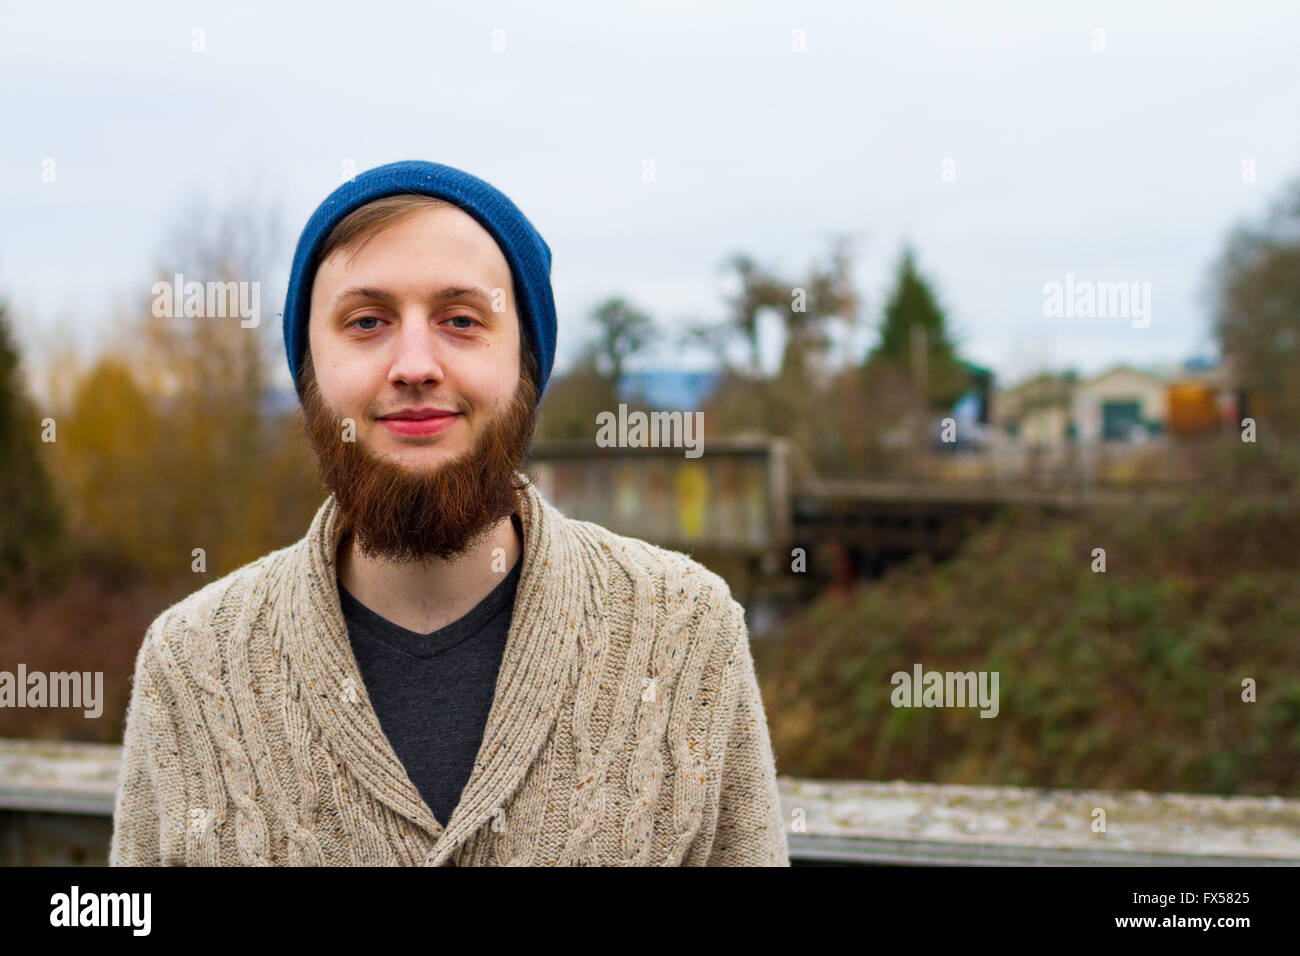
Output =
[{"x1": 298, "y1": 357, "x2": 538, "y2": 562}]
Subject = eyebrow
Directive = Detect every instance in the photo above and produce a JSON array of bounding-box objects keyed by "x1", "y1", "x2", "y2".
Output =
[{"x1": 329, "y1": 285, "x2": 495, "y2": 309}]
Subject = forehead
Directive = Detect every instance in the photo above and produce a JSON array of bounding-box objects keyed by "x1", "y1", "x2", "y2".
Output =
[{"x1": 310, "y1": 204, "x2": 514, "y2": 307}]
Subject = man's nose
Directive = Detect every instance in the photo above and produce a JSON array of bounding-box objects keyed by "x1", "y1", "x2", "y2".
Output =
[{"x1": 387, "y1": 314, "x2": 447, "y2": 388}]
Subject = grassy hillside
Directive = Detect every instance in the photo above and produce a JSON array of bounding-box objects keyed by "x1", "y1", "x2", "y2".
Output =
[{"x1": 754, "y1": 493, "x2": 1300, "y2": 795}]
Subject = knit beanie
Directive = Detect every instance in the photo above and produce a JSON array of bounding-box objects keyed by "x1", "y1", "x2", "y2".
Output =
[{"x1": 281, "y1": 160, "x2": 557, "y2": 402}]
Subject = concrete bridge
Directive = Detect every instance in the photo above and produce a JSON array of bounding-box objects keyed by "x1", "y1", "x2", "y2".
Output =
[{"x1": 526, "y1": 437, "x2": 1199, "y2": 588}]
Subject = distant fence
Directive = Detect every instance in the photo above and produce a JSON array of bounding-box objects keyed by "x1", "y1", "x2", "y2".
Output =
[{"x1": 3, "y1": 739, "x2": 1297, "y2": 866}]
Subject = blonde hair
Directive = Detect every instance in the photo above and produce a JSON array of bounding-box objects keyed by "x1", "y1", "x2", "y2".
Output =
[{"x1": 318, "y1": 194, "x2": 450, "y2": 266}]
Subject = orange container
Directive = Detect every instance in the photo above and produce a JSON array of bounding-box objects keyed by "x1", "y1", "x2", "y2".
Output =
[{"x1": 1167, "y1": 382, "x2": 1218, "y2": 434}]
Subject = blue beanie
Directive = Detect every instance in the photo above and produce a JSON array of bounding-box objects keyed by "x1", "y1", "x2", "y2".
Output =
[{"x1": 282, "y1": 160, "x2": 556, "y2": 402}]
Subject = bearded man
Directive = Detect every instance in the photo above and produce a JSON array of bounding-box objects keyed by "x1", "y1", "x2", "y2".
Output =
[{"x1": 109, "y1": 160, "x2": 789, "y2": 867}]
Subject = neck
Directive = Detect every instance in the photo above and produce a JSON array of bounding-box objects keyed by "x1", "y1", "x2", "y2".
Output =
[{"x1": 336, "y1": 512, "x2": 523, "y2": 634}]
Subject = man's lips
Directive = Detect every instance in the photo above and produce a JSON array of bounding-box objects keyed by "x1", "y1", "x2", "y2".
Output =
[
  {"x1": 378, "y1": 409, "x2": 461, "y2": 436},
  {"x1": 380, "y1": 406, "x2": 459, "y2": 420}
]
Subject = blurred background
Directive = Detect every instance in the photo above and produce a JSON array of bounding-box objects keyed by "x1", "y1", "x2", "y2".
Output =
[{"x1": 3, "y1": 1, "x2": 1300, "y2": 863}]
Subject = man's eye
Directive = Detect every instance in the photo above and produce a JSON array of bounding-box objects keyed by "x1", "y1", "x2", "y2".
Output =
[
  {"x1": 353, "y1": 316, "x2": 382, "y2": 331},
  {"x1": 447, "y1": 315, "x2": 477, "y2": 329}
]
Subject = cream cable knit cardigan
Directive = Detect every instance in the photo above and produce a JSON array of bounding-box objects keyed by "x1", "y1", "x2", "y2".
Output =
[{"x1": 109, "y1": 476, "x2": 790, "y2": 866}]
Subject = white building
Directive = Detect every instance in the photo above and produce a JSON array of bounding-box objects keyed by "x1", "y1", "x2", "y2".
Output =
[{"x1": 1072, "y1": 365, "x2": 1169, "y2": 443}]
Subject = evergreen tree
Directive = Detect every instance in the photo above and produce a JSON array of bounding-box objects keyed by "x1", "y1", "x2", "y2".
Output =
[
  {"x1": 868, "y1": 247, "x2": 970, "y2": 410},
  {"x1": 0, "y1": 299, "x2": 64, "y2": 593}
]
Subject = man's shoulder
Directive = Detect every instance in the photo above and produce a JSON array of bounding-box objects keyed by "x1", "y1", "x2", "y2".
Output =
[
  {"x1": 139, "y1": 538, "x2": 299, "y2": 658},
  {"x1": 559, "y1": 512, "x2": 746, "y2": 627}
]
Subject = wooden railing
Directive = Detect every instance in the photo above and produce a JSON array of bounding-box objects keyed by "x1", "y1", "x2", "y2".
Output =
[{"x1": 2, "y1": 739, "x2": 1297, "y2": 865}]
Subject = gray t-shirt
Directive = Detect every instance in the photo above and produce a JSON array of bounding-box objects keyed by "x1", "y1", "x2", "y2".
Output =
[{"x1": 338, "y1": 535, "x2": 522, "y2": 829}]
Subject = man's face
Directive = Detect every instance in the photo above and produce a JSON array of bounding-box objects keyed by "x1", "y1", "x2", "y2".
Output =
[
  {"x1": 308, "y1": 204, "x2": 521, "y2": 467},
  {"x1": 303, "y1": 204, "x2": 538, "y2": 561}
]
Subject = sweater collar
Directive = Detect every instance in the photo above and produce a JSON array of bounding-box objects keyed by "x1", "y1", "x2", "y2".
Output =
[{"x1": 276, "y1": 474, "x2": 585, "y2": 864}]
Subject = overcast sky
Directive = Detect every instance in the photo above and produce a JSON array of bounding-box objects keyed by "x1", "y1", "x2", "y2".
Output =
[{"x1": 3, "y1": 0, "x2": 1298, "y2": 393}]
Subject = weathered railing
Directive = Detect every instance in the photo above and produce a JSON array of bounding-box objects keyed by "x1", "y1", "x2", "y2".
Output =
[
  {"x1": 2, "y1": 739, "x2": 1298, "y2": 865},
  {"x1": 783, "y1": 777, "x2": 1300, "y2": 866}
]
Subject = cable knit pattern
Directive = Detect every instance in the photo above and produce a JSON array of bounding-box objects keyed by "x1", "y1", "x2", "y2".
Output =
[
  {"x1": 556, "y1": 534, "x2": 612, "y2": 866},
  {"x1": 109, "y1": 475, "x2": 789, "y2": 866}
]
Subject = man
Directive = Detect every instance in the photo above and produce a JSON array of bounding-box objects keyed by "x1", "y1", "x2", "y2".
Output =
[{"x1": 109, "y1": 160, "x2": 789, "y2": 866}]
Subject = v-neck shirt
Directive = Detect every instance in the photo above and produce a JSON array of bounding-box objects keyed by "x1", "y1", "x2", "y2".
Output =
[{"x1": 338, "y1": 538, "x2": 523, "y2": 829}]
